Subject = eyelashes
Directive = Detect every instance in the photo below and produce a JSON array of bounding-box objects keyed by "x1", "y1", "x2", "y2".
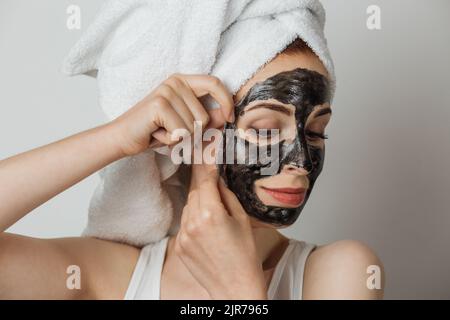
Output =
[
  {"x1": 250, "y1": 128, "x2": 279, "y2": 137},
  {"x1": 248, "y1": 128, "x2": 329, "y2": 144},
  {"x1": 305, "y1": 130, "x2": 329, "y2": 140}
]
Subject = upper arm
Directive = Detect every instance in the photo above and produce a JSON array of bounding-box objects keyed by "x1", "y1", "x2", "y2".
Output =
[
  {"x1": 0, "y1": 233, "x2": 139, "y2": 299},
  {"x1": 302, "y1": 240, "x2": 384, "y2": 300},
  {"x1": 0, "y1": 233, "x2": 82, "y2": 299}
]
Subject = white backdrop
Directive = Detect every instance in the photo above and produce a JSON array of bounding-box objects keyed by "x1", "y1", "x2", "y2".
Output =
[{"x1": 1, "y1": 0, "x2": 449, "y2": 299}]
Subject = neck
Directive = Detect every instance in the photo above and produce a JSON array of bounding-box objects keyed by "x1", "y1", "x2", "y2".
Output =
[{"x1": 251, "y1": 227, "x2": 289, "y2": 270}]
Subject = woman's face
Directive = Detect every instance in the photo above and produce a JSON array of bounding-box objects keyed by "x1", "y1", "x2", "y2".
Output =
[{"x1": 219, "y1": 51, "x2": 332, "y2": 229}]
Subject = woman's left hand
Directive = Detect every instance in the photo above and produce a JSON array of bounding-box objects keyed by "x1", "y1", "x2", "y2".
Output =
[{"x1": 175, "y1": 163, "x2": 268, "y2": 300}]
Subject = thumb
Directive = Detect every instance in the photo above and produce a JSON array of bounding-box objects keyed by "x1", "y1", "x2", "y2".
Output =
[{"x1": 149, "y1": 128, "x2": 188, "y2": 149}]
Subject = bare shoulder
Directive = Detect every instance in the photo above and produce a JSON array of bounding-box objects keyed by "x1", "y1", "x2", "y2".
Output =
[
  {"x1": 302, "y1": 240, "x2": 384, "y2": 300},
  {"x1": 0, "y1": 233, "x2": 140, "y2": 299}
]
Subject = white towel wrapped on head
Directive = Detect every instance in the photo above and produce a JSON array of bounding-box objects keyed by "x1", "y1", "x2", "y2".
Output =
[{"x1": 62, "y1": 0, "x2": 336, "y2": 247}]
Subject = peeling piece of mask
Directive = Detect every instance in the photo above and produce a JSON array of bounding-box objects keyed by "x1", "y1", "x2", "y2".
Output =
[{"x1": 217, "y1": 68, "x2": 331, "y2": 227}]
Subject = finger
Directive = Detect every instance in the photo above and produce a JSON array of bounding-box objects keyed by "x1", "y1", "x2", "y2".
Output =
[
  {"x1": 204, "y1": 107, "x2": 227, "y2": 129},
  {"x1": 181, "y1": 190, "x2": 198, "y2": 227},
  {"x1": 218, "y1": 177, "x2": 247, "y2": 220},
  {"x1": 175, "y1": 74, "x2": 234, "y2": 123},
  {"x1": 182, "y1": 190, "x2": 203, "y2": 239},
  {"x1": 180, "y1": 204, "x2": 189, "y2": 229},
  {"x1": 192, "y1": 178, "x2": 230, "y2": 224},
  {"x1": 151, "y1": 97, "x2": 190, "y2": 145},
  {"x1": 150, "y1": 128, "x2": 184, "y2": 148},
  {"x1": 175, "y1": 91, "x2": 228, "y2": 129},
  {"x1": 156, "y1": 84, "x2": 195, "y2": 133},
  {"x1": 190, "y1": 162, "x2": 218, "y2": 190},
  {"x1": 149, "y1": 128, "x2": 169, "y2": 148},
  {"x1": 164, "y1": 78, "x2": 211, "y2": 130},
  {"x1": 196, "y1": 176, "x2": 224, "y2": 213}
]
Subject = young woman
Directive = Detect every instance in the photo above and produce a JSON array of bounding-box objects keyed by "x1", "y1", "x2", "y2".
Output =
[{"x1": 0, "y1": 39, "x2": 384, "y2": 300}]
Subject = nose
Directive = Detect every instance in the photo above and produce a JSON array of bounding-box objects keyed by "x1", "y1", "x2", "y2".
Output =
[{"x1": 281, "y1": 163, "x2": 311, "y2": 176}]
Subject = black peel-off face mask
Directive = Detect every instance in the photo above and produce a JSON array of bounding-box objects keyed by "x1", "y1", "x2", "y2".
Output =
[{"x1": 217, "y1": 68, "x2": 331, "y2": 227}]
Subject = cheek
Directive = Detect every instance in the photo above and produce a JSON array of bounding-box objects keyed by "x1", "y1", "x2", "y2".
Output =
[
  {"x1": 309, "y1": 146, "x2": 325, "y2": 178},
  {"x1": 254, "y1": 183, "x2": 272, "y2": 204},
  {"x1": 281, "y1": 116, "x2": 298, "y2": 143}
]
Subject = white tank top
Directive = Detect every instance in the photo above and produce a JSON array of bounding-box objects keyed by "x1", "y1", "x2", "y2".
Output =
[{"x1": 124, "y1": 236, "x2": 316, "y2": 300}]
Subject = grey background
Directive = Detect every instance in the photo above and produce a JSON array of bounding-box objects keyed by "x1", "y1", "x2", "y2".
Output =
[{"x1": 1, "y1": 0, "x2": 449, "y2": 299}]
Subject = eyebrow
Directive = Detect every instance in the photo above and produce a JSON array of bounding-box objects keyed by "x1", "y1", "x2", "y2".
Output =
[
  {"x1": 243, "y1": 104, "x2": 332, "y2": 119},
  {"x1": 314, "y1": 107, "x2": 332, "y2": 118},
  {"x1": 242, "y1": 103, "x2": 292, "y2": 116}
]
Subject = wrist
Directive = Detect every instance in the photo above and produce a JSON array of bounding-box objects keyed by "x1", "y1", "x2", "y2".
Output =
[{"x1": 96, "y1": 122, "x2": 128, "y2": 160}]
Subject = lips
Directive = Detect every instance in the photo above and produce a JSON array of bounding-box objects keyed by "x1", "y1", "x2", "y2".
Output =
[{"x1": 261, "y1": 187, "x2": 306, "y2": 206}]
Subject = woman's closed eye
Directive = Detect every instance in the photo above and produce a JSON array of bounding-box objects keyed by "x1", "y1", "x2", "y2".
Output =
[
  {"x1": 305, "y1": 107, "x2": 331, "y2": 145},
  {"x1": 249, "y1": 119, "x2": 281, "y2": 138},
  {"x1": 236, "y1": 105, "x2": 295, "y2": 144},
  {"x1": 250, "y1": 128, "x2": 279, "y2": 137}
]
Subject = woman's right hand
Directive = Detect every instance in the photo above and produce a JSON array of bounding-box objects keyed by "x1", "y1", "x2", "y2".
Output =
[{"x1": 109, "y1": 73, "x2": 235, "y2": 157}]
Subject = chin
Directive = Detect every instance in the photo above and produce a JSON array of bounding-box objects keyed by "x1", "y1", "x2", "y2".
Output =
[
  {"x1": 249, "y1": 217, "x2": 276, "y2": 229},
  {"x1": 249, "y1": 216, "x2": 295, "y2": 229}
]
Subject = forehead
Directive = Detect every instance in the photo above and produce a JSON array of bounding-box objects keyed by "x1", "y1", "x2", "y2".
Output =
[{"x1": 234, "y1": 51, "x2": 330, "y2": 103}]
